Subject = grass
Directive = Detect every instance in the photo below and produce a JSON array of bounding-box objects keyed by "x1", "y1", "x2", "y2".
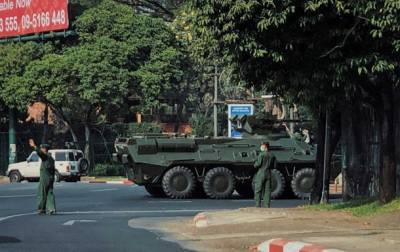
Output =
[{"x1": 304, "y1": 197, "x2": 400, "y2": 217}]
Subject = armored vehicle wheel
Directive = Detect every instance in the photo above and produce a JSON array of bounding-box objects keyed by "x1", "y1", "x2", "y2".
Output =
[
  {"x1": 145, "y1": 184, "x2": 166, "y2": 198},
  {"x1": 271, "y1": 169, "x2": 286, "y2": 199},
  {"x1": 203, "y1": 167, "x2": 235, "y2": 199},
  {"x1": 252, "y1": 169, "x2": 286, "y2": 199},
  {"x1": 162, "y1": 166, "x2": 196, "y2": 199},
  {"x1": 291, "y1": 168, "x2": 315, "y2": 199},
  {"x1": 236, "y1": 182, "x2": 254, "y2": 198}
]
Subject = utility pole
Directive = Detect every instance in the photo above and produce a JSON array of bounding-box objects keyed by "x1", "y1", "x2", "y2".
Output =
[
  {"x1": 8, "y1": 109, "x2": 17, "y2": 165},
  {"x1": 321, "y1": 108, "x2": 331, "y2": 203},
  {"x1": 213, "y1": 64, "x2": 218, "y2": 138}
]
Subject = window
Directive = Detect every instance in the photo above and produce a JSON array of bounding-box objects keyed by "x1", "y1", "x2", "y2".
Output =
[
  {"x1": 55, "y1": 152, "x2": 67, "y2": 161},
  {"x1": 28, "y1": 153, "x2": 39, "y2": 162},
  {"x1": 68, "y1": 152, "x2": 74, "y2": 161}
]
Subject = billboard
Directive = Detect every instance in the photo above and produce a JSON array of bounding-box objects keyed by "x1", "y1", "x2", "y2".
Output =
[
  {"x1": 228, "y1": 104, "x2": 254, "y2": 138},
  {"x1": 0, "y1": 0, "x2": 69, "y2": 38}
]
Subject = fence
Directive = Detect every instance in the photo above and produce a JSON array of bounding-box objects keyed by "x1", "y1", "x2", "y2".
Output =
[{"x1": 0, "y1": 124, "x2": 118, "y2": 175}]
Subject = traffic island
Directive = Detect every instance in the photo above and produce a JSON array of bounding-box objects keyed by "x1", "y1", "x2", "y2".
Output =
[{"x1": 155, "y1": 205, "x2": 400, "y2": 252}]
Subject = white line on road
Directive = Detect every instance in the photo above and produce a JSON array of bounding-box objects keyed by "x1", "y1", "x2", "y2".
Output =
[
  {"x1": 58, "y1": 209, "x2": 213, "y2": 215},
  {"x1": 0, "y1": 209, "x2": 219, "y2": 223},
  {"x1": 0, "y1": 194, "x2": 36, "y2": 198},
  {"x1": 147, "y1": 201, "x2": 192, "y2": 203},
  {"x1": 91, "y1": 188, "x2": 119, "y2": 192},
  {"x1": 0, "y1": 212, "x2": 36, "y2": 222},
  {"x1": 63, "y1": 220, "x2": 98, "y2": 226}
]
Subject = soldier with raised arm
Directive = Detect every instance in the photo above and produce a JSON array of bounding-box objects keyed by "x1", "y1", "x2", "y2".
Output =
[{"x1": 29, "y1": 139, "x2": 56, "y2": 215}]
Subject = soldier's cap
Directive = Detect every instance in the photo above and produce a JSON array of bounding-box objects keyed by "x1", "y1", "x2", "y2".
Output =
[{"x1": 40, "y1": 144, "x2": 50, "y2": 149}]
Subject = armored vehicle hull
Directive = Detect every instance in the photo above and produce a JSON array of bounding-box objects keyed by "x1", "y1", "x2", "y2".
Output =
[{"x1": 113, "y1": 134, "x2": 318, "y2": 199}]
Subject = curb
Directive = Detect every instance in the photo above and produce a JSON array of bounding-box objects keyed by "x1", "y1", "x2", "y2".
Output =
[
  {"x1": 80, "y1": 179, "x2": 134, "y2": 185},
  {"x1": 0, "y1": 176, "x2": 10, "y2": 185},
  {"x1": 193, "y1": 213, "x2": 208, "y2": 228},
  {"x1": 258, "y1": 238, "x2": 344, "y2": 252}
]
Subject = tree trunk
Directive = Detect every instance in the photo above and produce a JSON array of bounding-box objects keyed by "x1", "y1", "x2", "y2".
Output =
[
  {"x1": 379, "y1": 87, "x2": 396, "y2": 203},
  {"x1": 341, "y1": 101, "x2": 377, "y2": 200},
  {"x1": 42, "y1": 104, "x2": 49, "y2": 144},
  {"x1": 310, "y1": 109, "x2": 326, "y2": 204},
  {"x1": 394, "y1": 89, "x2": 400, "y2": 196},
  {"x1": 84, "y1": 123, "x2": 94, "y2": 172},
  {"x1": 174, "y1": 103, "x2": 184, "y2": 133}
]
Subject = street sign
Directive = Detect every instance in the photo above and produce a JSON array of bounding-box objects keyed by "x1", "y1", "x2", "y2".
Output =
[
  {"x1": 0, "y1": 0, "x2": 69, "y2": 39},
  {"x1": 228, "y1": 104, "x2": 254, "y2": 138}
]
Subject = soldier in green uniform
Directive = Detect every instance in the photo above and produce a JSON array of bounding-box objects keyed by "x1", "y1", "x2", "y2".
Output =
[
  {"x1": 253, "y1": 142, "x2": 276, "y2": 208},
  {"x1": 29, "y1": 139, "x2": 56, "y2": 215}
]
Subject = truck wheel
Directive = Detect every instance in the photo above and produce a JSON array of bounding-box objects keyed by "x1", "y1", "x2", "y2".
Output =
[
  {"x1": 77, "y1": 158, "x2": 89, "y2": 175},
  {"x1": 203, "y1": 167, "x2": 235, "y2": 199},
  {"x1": 271, "y1": 169, "x2": 286, "y2": 199},
  {"x1": 162, "y1": 166, "x2": 196, "y2": 199},
  {"x1": 291, "y1": 168, "x2": 315, "y2": 199},
  {"x1": 55, "y1": 171, "x2": 61, "y2": 183},
  {"x1": 236, "y1": 182, "x2": 254, "y2": 198},
  {"x1": 9, "y1": 171, "x2": 22, "y2": 183},
  {"x1": 145, "y1": 184, "x2": 166, "y2": 198}
]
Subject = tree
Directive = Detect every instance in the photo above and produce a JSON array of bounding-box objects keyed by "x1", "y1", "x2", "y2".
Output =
[
  {"x1": 114, "y1": 0, "x2": 185, "y2": 21},
  {"x1": 190, "y1": 0, "x2": 400, "y2": 203}
]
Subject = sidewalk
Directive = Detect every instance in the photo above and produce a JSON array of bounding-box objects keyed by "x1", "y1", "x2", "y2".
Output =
[
  {"x1": 156, "y1": 207, "x2": 400, "y2": 252},
  {"x1": 0, "y1": 176, "x2": 10, "y2": 184}
]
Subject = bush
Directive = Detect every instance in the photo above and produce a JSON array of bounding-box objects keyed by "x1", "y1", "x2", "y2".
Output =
[
  {"x1": 91, "y1": 163, "x2": 125, "y2": 176},
  {"x1": 113, "y1": 122, "x2": 162, "y2": 137},
  {"x1": 190, "y1": 114, "x2": 213, "y2": 137}
]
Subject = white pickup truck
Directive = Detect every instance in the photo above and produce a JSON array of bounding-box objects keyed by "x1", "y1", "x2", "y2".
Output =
[{"x1": 6, "y1": 149, "x2": 89, "y2": 183}]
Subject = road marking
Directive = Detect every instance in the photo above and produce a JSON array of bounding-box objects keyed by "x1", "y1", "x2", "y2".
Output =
[
  {"x1": 63, "y1": 220, "x2": 98, "y2": 226},
  {"x1": 0, "y1": 194, "x2": 36, "y2": 198},
  {"x1": 0, "y1": 212, "x2": 36, "y2": 222},
  {"x1": 58, "y1": 209, "x2": 215, "y2": 215},
  {"x1": 0, "y1": 209, "x2": 219, "y2": 223},
  {"x1": 91, "y1": 188, "x2": 118, "y2": 192},
  {"x1": 147, "y1": 201, "x2": 192, "y2": 203}
]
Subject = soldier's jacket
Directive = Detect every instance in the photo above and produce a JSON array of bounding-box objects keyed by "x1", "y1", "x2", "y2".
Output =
[
  {"x1": 35, "y1": 147, "x2": 55, "y2": 181},
  {"x1": 254, "y1": 151, "x2": 276, "y2": 177}
]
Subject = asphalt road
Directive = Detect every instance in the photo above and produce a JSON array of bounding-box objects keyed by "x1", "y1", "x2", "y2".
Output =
[{"x1": 0, "y1": 182, "x2": 307, "y2": 252}]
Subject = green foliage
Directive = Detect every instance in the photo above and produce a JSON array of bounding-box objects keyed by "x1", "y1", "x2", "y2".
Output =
[
  {"x1": 0, "y1": 42, "x2": 52, "y2": 109},
  {"x1": 189, "y1": 114, "x2": 213, "y2": 137},
  {"x1": 113, "y1": 123, "x2": 162, "y2": 137},
  {"x1": 91, "y1": 163, "x2": 125, "y2": 176},
  {"x1": 304, "y1": 197, "x2": 400, "y2": 217},
  {"x1": 190, "y1": 0, "x2": 400, "y2": 108}
]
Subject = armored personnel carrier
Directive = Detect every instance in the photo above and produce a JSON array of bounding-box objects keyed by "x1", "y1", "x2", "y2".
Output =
[{"x1": 113, "y1": 116, "x2": 317, "y2": 199}]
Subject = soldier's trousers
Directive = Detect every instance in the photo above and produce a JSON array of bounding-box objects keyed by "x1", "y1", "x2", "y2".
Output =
[
  {"x1": 254, "y1": 171, "x2": 271, "y2": 208},
  {"x1": 37, "y1": 178, "x2": 56, "y2": 212}
]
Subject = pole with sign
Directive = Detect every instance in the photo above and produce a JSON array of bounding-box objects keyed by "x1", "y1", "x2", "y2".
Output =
[{"x1": 228, "y1": 104, "x2": 254, "y2": 138}]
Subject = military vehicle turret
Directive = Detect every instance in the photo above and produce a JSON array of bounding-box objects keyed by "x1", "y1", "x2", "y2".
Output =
[{"x1": 113, "y1": 116, "x2": 317, "y2": 199}]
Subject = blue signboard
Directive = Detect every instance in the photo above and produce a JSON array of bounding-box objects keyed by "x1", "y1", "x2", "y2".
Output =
[{"x1": 228, "y1": 104, "x2": 254, "y2": 138}]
